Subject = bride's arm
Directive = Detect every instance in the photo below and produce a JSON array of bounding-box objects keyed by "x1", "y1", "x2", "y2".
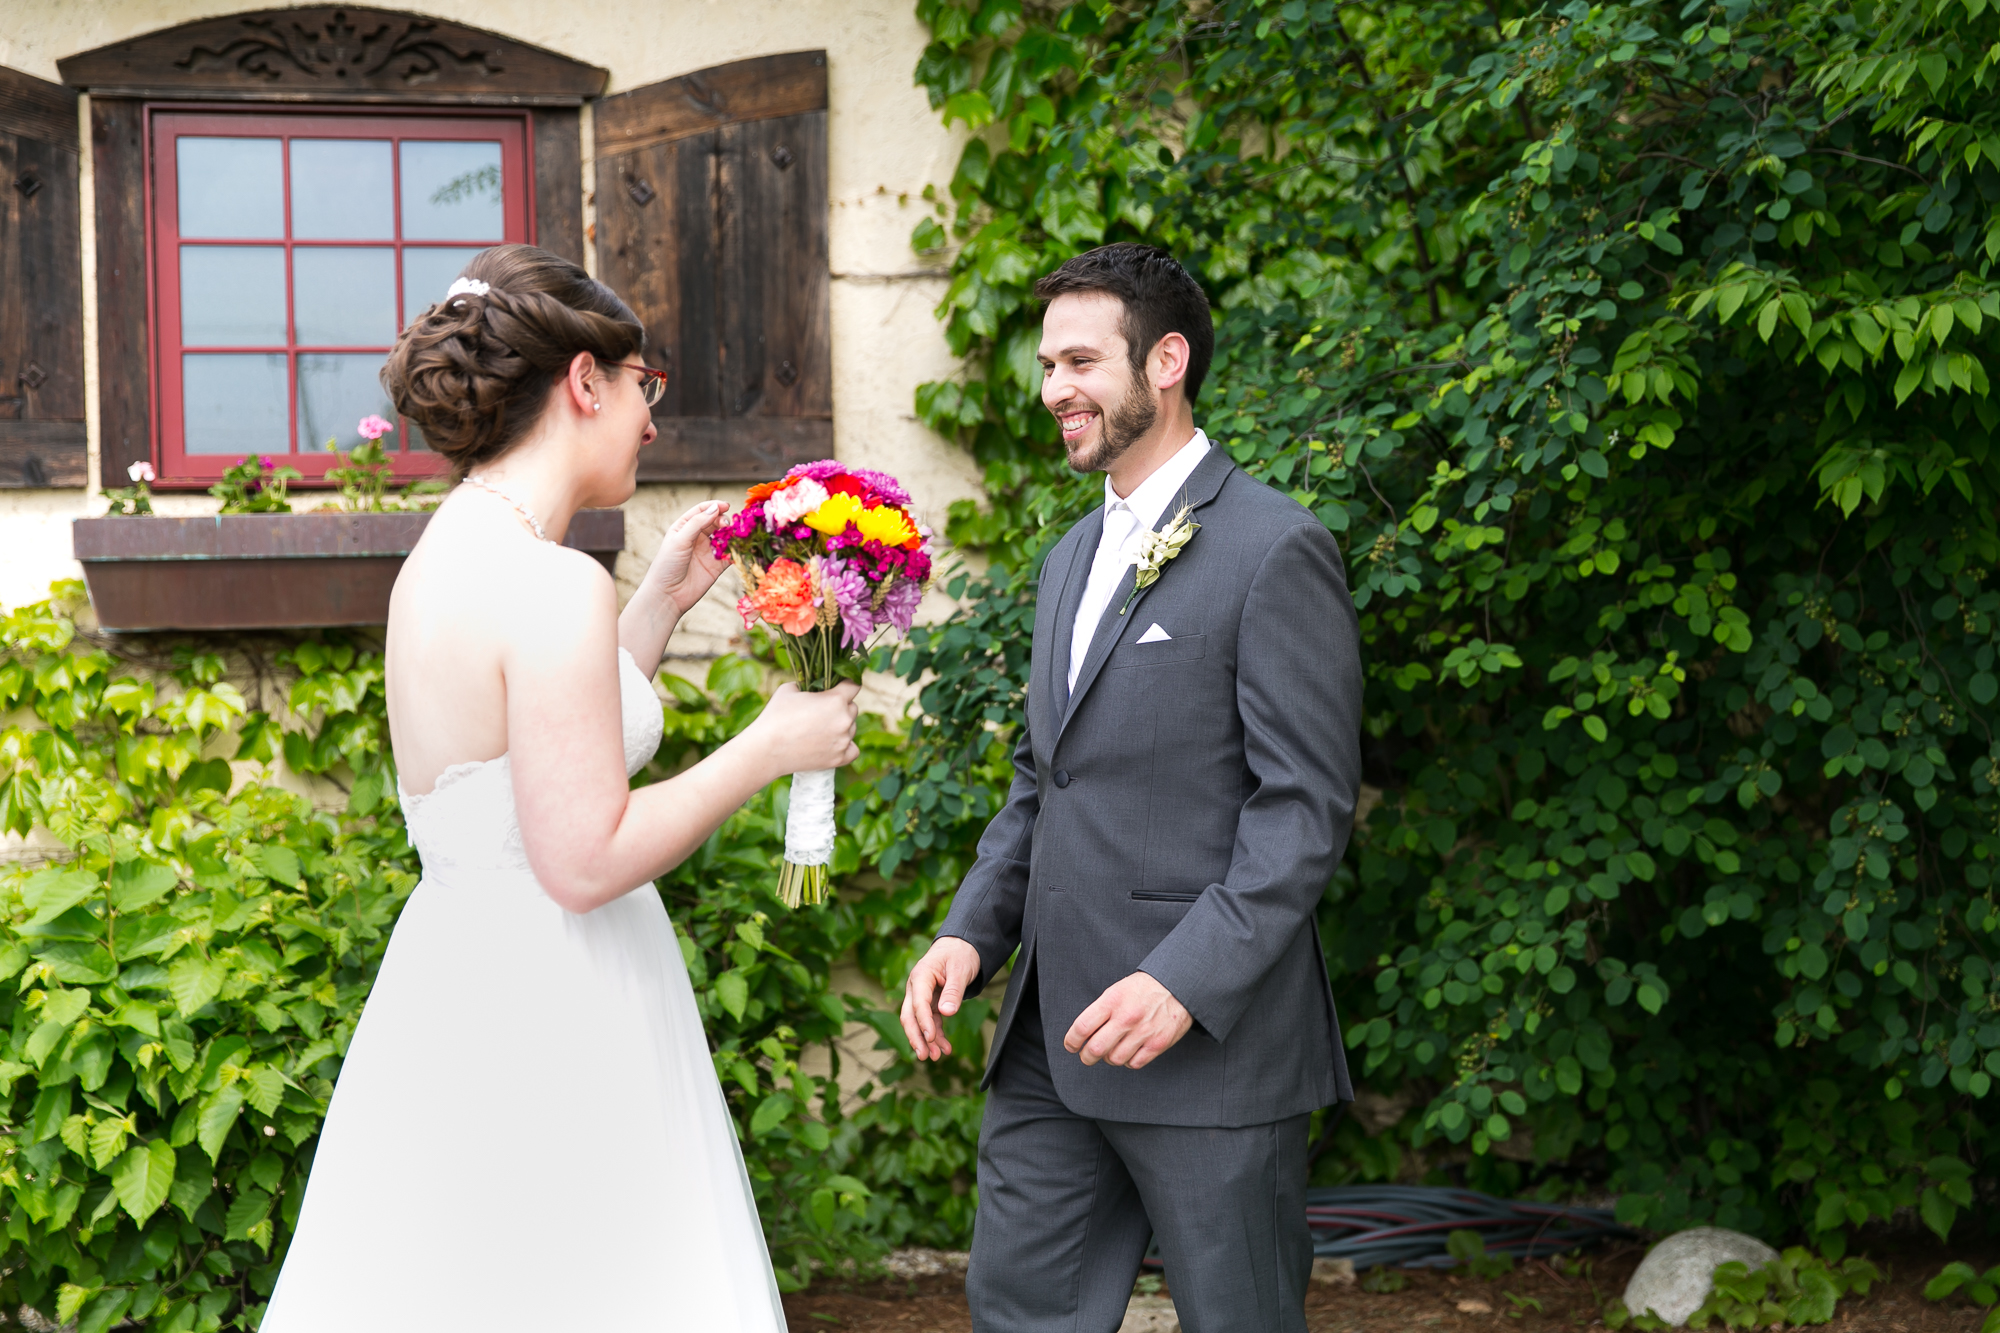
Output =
[
  {"x1": 619, "y1": 500, "x2": 731, "y2": 674},
  {"x1": 511, "y1": 555, "x2": 859, "y2": 913}
]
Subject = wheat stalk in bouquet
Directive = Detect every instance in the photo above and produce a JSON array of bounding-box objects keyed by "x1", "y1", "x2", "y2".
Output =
[{"x1": 713, "y1": 461, "x2": 932, "y2": 906}]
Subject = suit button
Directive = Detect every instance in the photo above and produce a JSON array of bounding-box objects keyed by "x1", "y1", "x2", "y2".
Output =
[{"x1": 1053, "y1": 769, "x2": 1071, "y2": 789}]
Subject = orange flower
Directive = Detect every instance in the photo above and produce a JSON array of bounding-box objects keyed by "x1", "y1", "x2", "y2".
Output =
[
  {"x1": 745, "y1": 478, "x2": 788, "y2": 503},
  {"x1": 740, "y1": 557, "x2": 819, "y2": 635}
]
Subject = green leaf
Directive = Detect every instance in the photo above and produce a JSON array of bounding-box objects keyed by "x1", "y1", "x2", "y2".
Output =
[
  {"x1": 56, "y1": 1285, "x2": 92, "y2": 1326},
  {"x1": 1925, "y1": 1262, "x2": 1978, "y2": 1300},
  {"x1": 1920, "y1": 1185, "x2": 1958, "y2": 1242},
  {"x1": 167, "y1": 956, "x2": 227, "y2": 1016},
  {"x1": 111, "y1": 1138, "x2": 176, "y2": 1224},
  {"x1": 224, "y1": 1186, "x2": 273, "y2": 1241},
  {"x1": 109, "y1": 859, "x2": 178, "y2": 912},
  {"x1": 198, "y1": 1084, "x2": 246, "y2": 1162},
  {"x1": 715, "y1": 971, "x2": 750, "y2": 1022},
  {"x1": 22, "y1": 867, "x2": 99, "y2": 925},
  {"x1": 250, "y1": 845, "x2": 302, "y2": 887},
  {"x1": 750, "y1": 1093, "x2": 794, "y2": 1137}
]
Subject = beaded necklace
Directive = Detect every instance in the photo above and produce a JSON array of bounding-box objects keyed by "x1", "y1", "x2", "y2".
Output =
[{"x1": 462, "y1": 474, "x2": 551, "y2": 543}]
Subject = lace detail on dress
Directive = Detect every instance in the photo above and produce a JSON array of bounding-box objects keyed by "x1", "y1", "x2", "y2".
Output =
[
  {"x1": 399, "y1": 649, "x2": 663, "y2": 880},
  {"x1": 399, "y1": 756, "x2": 500, "y2": 810}
]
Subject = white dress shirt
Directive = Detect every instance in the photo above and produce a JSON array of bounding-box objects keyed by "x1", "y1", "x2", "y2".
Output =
[{"x1": 1067, "y1": 430, "x2": 1212, "y2": 694}]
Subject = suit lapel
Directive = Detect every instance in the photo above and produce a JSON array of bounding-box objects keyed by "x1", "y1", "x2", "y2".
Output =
[{"x1": 1058, "y1": 449, "x2": 1236, "y2": 740}]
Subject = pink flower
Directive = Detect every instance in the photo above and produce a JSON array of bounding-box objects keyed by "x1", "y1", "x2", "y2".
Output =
[
  {"x1": 357, "y1": 414, "x2": 395, "y2": 441},
  {"x1": 127, "y1": 461, "x2": 155, "y2": 483}
]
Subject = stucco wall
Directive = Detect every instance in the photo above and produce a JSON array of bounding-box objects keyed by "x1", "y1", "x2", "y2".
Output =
[{"x1": 0, "y1": 0, "x2": 980, "y2": 701}]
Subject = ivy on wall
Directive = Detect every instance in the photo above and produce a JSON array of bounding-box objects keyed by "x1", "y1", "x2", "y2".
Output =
[{"x1": 888, "y1": 0, "x2": 2000, "y2": 1249}]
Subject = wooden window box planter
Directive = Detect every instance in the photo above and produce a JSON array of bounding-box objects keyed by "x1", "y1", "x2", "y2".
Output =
[{"x1": 72, "y1": 510, "x2": 623, "y2": 631}]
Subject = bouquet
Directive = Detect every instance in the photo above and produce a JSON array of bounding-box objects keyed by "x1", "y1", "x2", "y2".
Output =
[{"x1": 712, "y1": 460, "x2": 932, "y2": 907}]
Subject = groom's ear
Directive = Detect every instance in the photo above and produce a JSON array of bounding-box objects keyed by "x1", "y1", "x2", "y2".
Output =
[{"x1": 1148, "y1": 330, "x2": 1192, "y2": 396}]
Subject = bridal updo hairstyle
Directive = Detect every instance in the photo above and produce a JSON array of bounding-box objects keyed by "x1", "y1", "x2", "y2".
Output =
[{"x1": 381, "y1": 243, "x2": 646, "y2": 476}]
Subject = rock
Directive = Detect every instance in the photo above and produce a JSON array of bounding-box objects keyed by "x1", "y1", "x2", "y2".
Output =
[
  {"x1": 1622, "y1": 1227, "x2": 1780, "y2": 1327},
  {"x1": 880, "y1": 1247, "x2": 969, "y2": 1279},
  {"x1": 1120, "y1": 1294, "x2": 1180, "y2": 1333},
  {"x1": 1312, "y1": 1257, "x2": 1357, "y2": 1285},
  {"x1": 1456, "y1": 1298, "x2": 1494, "y2": 1314}
]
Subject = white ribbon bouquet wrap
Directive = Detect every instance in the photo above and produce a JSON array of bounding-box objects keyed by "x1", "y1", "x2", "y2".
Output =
[{"x1": 713, "y1": 461, "x2": 933, "y2": 907}]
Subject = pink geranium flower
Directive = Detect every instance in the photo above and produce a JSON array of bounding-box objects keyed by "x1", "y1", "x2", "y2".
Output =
[{"x1": 356, "y1": 415, "x2": 395, "y2": 440}]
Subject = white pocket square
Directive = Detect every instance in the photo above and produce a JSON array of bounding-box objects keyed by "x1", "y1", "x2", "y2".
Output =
[{"x1": 1136, "y1": 622, "x2": 1172, "y2": 644}]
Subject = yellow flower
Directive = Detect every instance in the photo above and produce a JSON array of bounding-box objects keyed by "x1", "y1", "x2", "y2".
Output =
[
  {"x1": 804, "y1": 492, "x2": 865, "y2": 534},
  {"x1": 855, "y1": 504, "x2": 920, "y2": 548}
]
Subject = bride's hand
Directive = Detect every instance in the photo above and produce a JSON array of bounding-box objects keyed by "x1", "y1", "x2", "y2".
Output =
[
  {"x1": 645, "y1": 500, "x2": 731, "y2": 614},
  {"x1": 746, "y1": 681, "x2": 862, "y2": 777}
]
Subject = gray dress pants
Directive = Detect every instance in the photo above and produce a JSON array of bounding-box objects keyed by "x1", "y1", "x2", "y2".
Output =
[{"x1": 965, "y1": 969, "x2": 1312, "y2": 1333}]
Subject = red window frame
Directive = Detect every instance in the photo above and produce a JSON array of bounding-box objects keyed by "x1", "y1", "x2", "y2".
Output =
[{"x1": 146, "y1": 106, "x2": 535, "y2": 488}]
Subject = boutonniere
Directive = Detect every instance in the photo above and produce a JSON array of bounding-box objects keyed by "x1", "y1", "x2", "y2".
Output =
[{"x1": 1122, "y1": 502, "x2": 1200, "y2": 615}]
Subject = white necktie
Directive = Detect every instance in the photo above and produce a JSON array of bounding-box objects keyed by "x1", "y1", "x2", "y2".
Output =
[{"x1": 1069, "y1": 503, "x2": 1139, "y2": 694}]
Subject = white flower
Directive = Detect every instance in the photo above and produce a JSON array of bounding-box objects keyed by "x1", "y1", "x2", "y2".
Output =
[
  {"x1": 127, "y1": 461, "x2": 155, "y2": 483},
  {"x1": 1121, "y1": 504, "x2": 1200, "y2": 615},
  {"x1": 445, "y1": 276, "x2": 491, "y2": 300},
  {"x1": 764, "y1": 478, "x2": 830, "y2": 527}
]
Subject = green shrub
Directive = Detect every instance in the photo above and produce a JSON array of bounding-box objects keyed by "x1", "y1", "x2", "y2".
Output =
[
  {"x1": 0, "y1": 584, "x2": 990, "y2": 1325},
  {"x1": 1924, "y1": 1261, "x2": 2000, "y2": 1333},
  {"x1": 895, "y1": 0, "x2": 2000, "y2": 1246},
  {"x1": 0, "y1": 584, "x2": 409, "y2": 1330},
  {"x1": 1609, "y1": 1249, "x2": 1879, "y2": 1329}
]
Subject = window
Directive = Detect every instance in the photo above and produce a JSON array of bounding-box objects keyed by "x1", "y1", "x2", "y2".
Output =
[{"x1": 148, "y1": 110, "x2": 531, "y2": 486}]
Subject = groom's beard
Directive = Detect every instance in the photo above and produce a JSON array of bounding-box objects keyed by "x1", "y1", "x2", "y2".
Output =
[{"x1": 1061, "y1": 377, "x2": 1159, "y2": 474}]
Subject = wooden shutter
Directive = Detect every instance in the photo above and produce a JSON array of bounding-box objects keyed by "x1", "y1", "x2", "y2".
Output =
[
  {"x1": 0, "y1": 65, "x2": 85, "y2": 487},
  {"x1": 594, "y1": 51, "x2": 831, "y2": 480}
]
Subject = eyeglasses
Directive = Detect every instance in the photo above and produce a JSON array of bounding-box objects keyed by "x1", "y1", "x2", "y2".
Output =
[{"x1": 604, "y1": 361, "x2": 670, "y2": 407}]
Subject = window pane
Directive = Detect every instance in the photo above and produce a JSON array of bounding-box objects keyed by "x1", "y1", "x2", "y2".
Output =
[
  {"x1": 177, "y1": 138, "x2": 284, "y2": 239},
  {"x1": 180, "y1": 246, "x2": 287, "y2": 346},
  {"x1": 400, "y1": 141, "x2": 504, "y2": 240},
  {"x1": 291, "y1": 140, "x2": 395, "y2": 240},
  {"x1": 401, "y1": 246, "x2": 488, "y2": 323},
  {"x1": 294, "y1": 247, "x2": 397, "y2": 346},
  {"x1": 184, "y1": 354, "x2": 288, "y2": 455},
  {"x1": 298, "y1": 354, "x2": 394, "y2": 454}
]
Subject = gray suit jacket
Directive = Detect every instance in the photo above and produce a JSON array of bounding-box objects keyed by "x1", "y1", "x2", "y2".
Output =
[{"x1": 938, "y1": 446, "x2": 1363, "y2": 1128}]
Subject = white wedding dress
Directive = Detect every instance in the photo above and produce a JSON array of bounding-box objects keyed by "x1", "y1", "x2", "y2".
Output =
[{"x1": 264, "y1": 648, "x2": 788, "y2": 1331}]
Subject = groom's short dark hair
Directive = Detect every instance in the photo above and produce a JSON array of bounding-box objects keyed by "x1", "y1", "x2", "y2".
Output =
[{"x1": 1035, "y1": 244, "x2": 1214, "y2": 404}]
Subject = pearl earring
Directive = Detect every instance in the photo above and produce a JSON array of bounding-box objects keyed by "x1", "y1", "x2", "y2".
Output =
[{"x1": 593, "y1": 402, "x2": 601, "y2": 411}]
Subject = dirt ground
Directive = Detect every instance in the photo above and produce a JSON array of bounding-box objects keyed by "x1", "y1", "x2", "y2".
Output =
[{"x1": 782, "y1": 1235, "x2": 1998, "y2": 1332}]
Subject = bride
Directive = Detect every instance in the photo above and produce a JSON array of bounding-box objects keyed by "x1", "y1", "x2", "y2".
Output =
[{"x1": 263, "y1": 243, "x2": 854, "y2": 1330}]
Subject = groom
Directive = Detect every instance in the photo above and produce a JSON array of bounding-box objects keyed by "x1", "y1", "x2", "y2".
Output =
[{"x1": 901, "y1": 243, "x2": 1363, "y2": 1332}]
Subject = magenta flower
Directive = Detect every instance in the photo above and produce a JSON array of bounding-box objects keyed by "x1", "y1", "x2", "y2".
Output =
[
  {"x1": 850, "y1": 468, "x2": 912, "y2": 507},
  {"x1": 357, "y1": 414, "x2": 395, "y2": 440}
]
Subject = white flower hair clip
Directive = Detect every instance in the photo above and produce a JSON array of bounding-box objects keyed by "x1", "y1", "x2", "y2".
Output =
[{"x1": 446, "y1": 277, "x2": 492, "y2": 306}]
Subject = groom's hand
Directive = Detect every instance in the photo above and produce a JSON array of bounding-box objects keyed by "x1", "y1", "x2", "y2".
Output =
[
  {"x1": 1065, "y1": 972, "x2": 1193, "y2": 1070},
  {"x1": 901, "y1": 936, "x2": 982, "y2": 1061}
]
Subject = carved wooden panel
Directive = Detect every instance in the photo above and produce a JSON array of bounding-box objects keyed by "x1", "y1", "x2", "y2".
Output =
[
  {"x1": 0, "y1": 64, "x2": 85, "y2": 488},
  {"x1": 595, "y1": 53, "x2": 831, "y2": 482},
  {"x1": 58, "y1": 8, "x2": 607, "y2": 106}
]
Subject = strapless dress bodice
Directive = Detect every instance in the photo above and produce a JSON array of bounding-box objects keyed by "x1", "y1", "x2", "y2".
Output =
[{"x1": 395, "y1": 647, "x2": 664, "y2": 880}]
